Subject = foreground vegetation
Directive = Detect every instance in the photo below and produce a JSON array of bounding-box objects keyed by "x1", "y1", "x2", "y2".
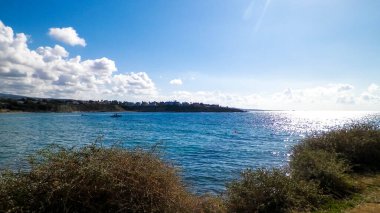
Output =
[
  {"x1": 1, "y1": 124, "x2": 379, "y2": 212},
  {"x1": 0, "y1": 144, "x2": 225, "y2": 212},
  {"x1": 226, "y1": 124, "x2": 380, "y2": 212}
]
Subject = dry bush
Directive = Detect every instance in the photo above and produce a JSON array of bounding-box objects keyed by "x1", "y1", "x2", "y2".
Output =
[{"x1": 0, "y1": 144, "x2": 223, "y2": 212}]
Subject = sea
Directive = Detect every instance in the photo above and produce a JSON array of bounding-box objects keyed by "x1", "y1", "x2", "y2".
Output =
[{"x1": 0, "y1": 111, "x2": 379, "y2": 194}]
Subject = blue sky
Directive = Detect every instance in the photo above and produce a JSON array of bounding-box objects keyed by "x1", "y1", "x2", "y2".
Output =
[{"x1": 0, "y1": 0, "x2": 379, "y2": 110}]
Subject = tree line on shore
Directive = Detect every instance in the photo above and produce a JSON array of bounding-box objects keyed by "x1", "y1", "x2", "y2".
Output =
[{"x1": 0, "y1": 95, "x2": 244, "y2": 113}]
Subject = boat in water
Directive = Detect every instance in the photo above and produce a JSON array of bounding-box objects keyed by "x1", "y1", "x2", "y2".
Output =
[{"x1": 110, "y1": 113, "x2": 122, "y2": 118}]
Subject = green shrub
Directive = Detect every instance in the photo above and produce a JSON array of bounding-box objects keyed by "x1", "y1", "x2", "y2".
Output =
[
  {"x1": 290, "y1": 148, "x2": 355, "y2": 198},
  {"x1": 299, "y1": 124, "x2": 380, "y2": 172},
  {"x1": 226, "y1": 168, "x2": 326, "y2": 213},
  {"x1": 0, "y1": 144, "x2": 213, "y2": 213}
]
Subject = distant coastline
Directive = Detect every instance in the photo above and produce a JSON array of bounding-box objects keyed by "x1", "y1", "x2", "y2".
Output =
[{"x1": 0, "y1": 93, "x2": 245, "y2": 113}]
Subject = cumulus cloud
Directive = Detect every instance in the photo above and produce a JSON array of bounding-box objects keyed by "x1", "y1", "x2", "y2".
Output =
[
  {"x1": 48, "y1": 27, "x2": 86, "y2": 47},
  {"x1": 368, "y1": 83, "x2": 379, "y2": 93},
  {"x1": 360, "y1": 83, "x2": 380, "y2": 102},
  {"x1": 336, "y1": 96, "x2": 355, "y2": 105},
  {"x1": 169, "y1": 78, "x2": 183, "y2": 85},
  {"x1": 112, "y1": 72, "x2": 156, "y2": 95},
  {"x1": 336, "y1": 84, "x2": 354, "y2": 92},
  {"x1": 0, "y1": 21, "x2": 156, "y2": 100}
]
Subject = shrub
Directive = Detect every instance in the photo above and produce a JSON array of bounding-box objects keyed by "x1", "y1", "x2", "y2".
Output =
[
  {"x1": 0, "y1": 144, "x2": 213, "y2": 213},
  {"x1": 290, "y1": 148, "x2": 355, "y2": 198},
  {"x1": 226, "y1": 168, "x2": 326, "y2": 213},
  {"x1": 298, "y1": 124, "x2": 380, "y2": 172}
]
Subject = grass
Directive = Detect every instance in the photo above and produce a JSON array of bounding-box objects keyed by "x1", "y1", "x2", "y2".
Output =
[
  {"x1": 0, "y1": 123, "x2": 379, "y2": 212},
  {"x1": 313, "y1": 173, "x2": 380, "y2": 213}
]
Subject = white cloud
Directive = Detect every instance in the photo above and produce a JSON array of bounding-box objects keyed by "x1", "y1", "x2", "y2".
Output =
[
  {"x1": 112, "y1": 72, "x2": 156, "y2": 95},
  {"x1": 0, "y1": 21, "x2": 156, "y2": 100},
  {"x1": 360, "y1": 83, "x2": 380, "y2": 103},
  {"x1": 368, "y1": 83, "x2": 379, "y2": 93},
  {"x1": 269, "y1": 84, "x2": 359, "y2": 109},
  {"x1": 48, "y1": 27, "x2": 86, "y2": 47},
  {"x1": 37, "y1": 45, "x2": 69, "y2": 62},
  {"x1": 336, "y1": 96, "x2": 355, "y2": 105},
  {"x1": 169, "y1": 78, "x2": 183, "y2": 85},
  {"x1": 335, "y1": 84, "x2": 354, "y2": 92}
]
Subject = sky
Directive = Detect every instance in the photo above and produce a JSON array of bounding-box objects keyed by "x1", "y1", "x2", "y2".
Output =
[{"x1": 0, "y1": 0, "x2": 379, "y2": 110}]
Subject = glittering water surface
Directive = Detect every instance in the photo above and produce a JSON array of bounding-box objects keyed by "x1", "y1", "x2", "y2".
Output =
[{"x1": 0, "y1": 111, "x2": 379, "y2": 193}]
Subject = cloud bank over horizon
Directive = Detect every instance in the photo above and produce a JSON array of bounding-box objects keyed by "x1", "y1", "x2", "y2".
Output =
[
  {"x1": 0, "y1": 21, "x2": 379, "y2": 110},
  {"x1": 160, "y1": 83, "x2": 379, "y2": 111}
]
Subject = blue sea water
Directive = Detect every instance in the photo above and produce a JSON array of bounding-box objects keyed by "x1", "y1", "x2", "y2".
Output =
[{"x1": 0, "y1": 111, "x2": 379, "y2": 194}]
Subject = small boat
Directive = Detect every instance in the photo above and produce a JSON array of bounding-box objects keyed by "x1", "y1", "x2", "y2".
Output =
[{"x1": 110, "y1": 113, "x2": 122, "y2": 118}]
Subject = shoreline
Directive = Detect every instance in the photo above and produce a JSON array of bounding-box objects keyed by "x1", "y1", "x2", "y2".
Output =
[{"x1": 0, "y1": 110, "x2": 246, "y2": 114}]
